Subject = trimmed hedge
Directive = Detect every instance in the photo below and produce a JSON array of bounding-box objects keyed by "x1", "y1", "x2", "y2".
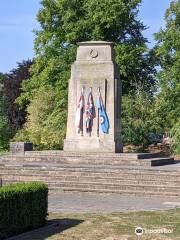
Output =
[{"x1": 0, "y1": 182, "x2": 48, "y2": 240}]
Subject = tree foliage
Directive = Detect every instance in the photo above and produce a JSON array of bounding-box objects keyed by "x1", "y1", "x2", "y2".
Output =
[
  {"x1": 0, "y1": 73, "x2": 11, "y2": 150},
  {"x1": 3, "y1": 60, "x2": 33, "y2": 131},
  {"x1": 16, "y1": 0, "x2": 156, "y2": 149},
  {"x1": 154, "y1": 0, "x2": 180, "y2": 131},
  {"x1": 15, "y1": 86, "x2": 67, "y2": 149},
  {"x1": 153, "y1": 0, "x2": 180, "y2": 153},
  {"x1": 28, "y1": 0, "x2": 156, "y2": 95},
  {"x1": 122, "y1": 91, "x2": 153, "y2": 148},
  {"x1": 0, "y1": 73, "x2": 4, "y2": 109},
  {"x1": 170, "y1": 119, "x2": 180, "y2": 155}
]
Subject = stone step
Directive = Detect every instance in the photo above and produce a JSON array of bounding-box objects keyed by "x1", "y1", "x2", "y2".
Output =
[
  {"x1": 50, "y1": 187, "x2": 180, "y2": 197},
  {"x1": 150, "y1": 158, "x2": 174, "y2": 166},
  {"x1": 0, "y1": 162, "x2": 179, "y2": 173},
  {"x1": 24, "y1": 151, "x2": 163, "y2": 159},
  {"x1": 3, "y1": 179, "x2": 180, "y2": 195},
  {"x1": 0, "y1": 150, "x2": 174, "y2": 167},
  {"x1": 0, "y1": 157, "x2": 175, "y2": 167},
  {"x1": 1, "y1": 174, "x2": 180, "y2": 186},
  {"x1": 0, "y1": 157, "x2": 148, "y2": 166},
  {"x1": 1, "y1": 164, "x2": 180, "y2": 179},
  {"x1": 3, "y1": 179, "x2": 179, "y2": 197},
  {"x1": 1, "y1": 158, "x2": 179, "y2": 197},
  {"x1": 0, "y1": 152, "x2": 166, "y2": 161},
  {"x1": 1, "y1": 167, "x2": 180, "y2": 181},
  {"x1": 25, "y1": 150, "x2": 128, "y2": 157},
  {"x1": 51, "y1": 181, "x2": 180, "y2": 193}
]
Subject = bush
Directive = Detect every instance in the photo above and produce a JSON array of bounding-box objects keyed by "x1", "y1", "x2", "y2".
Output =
[
  {"x1": 0, "y1": 182, "x2": 48, "y2": 240},
  {"x1": 0, "y1": 73, "x2": 13, "y2": 151},
  {"x1": 14, "y1": 86, "x2": 67, "y2": 150},
  {"x1": 170, "y1": 120, "x2": 180, "y2": 155},
  {"x1": 0, "y1": 116, "x2": 12, "y2": 151},
  {"x1": 122, "y1": 92, "x2": 153, "y2": 148}
]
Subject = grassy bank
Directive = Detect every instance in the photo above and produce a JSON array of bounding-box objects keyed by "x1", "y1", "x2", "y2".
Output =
[{"x1": 11, "y1": 209, "x2": 180, "y2": 240}]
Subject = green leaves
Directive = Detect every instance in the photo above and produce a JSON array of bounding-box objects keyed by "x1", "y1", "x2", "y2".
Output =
[
  {"x1": 0, "y1": 182, "x2": 48, "y2": 239},
  {"x1": 152, "y1": 0, "x2": 180, "y2": 153},
  {"x1": 16, "y1": 0, "x2": 156, "y2": 149},
  {"x1": 15, "y1": 86, "x2": 67, "y2": 149},
  {"x1": 32, "y1": 0, "x2": 153, "y2": 95},
  {"x1": 3, "y1": 60, "x2": 33, "y2": 130},
  {"x1": 170, "y1": 119, "x2": 180, "y2": 155},
  {"x1": 122, "y1": 92, "x2": 153, "y2": 147},
  {"x1": 154, "y1": 0, "x2": 180, "y2": 131},
  {"x1": 0, "y1": 73, "x2": 12, "y2": 151}
]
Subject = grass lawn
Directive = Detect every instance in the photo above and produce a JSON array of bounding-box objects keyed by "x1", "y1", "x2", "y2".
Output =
[{"x1": 16, "y1": 208, "x2": 180, "y2": 240}]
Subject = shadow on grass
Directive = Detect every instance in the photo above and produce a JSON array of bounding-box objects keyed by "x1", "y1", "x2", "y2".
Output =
[{"x1": 7, "y1": 218, "x2": 84, "y2": 240}]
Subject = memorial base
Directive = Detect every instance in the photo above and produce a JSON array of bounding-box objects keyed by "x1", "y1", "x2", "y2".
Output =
[{"x1": 64, "y1": 138, "x2": 123, "y2": 153}]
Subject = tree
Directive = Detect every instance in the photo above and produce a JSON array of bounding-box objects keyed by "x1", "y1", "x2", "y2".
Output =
[
  {"x1": 3, "y1": 60, "x2": 33, "y2": 131},
  {"x1": 0, "y1": 73, "x2": 4, "y2": 111},
  {"x1": 20, "y1": 0, "x2": 156, "y2": 98},
  {"x1": 15, "y1": 86, "x2": 67, "y2": 149},
  {"x1": 16, "y1": 0, "x2": 156, "y2": 149},
  {"x1": 0, "y1": 73, "x2": 11, "y2": 150},
  {"x1": 122, "y1": 91, "x2": 153, "y2": 149},
  {"x1": 154, "y1": 0, "x2": 180, "y2": 132},
  {"x1": 170, "y1": 119, "x2": 180, "y2": 155}
]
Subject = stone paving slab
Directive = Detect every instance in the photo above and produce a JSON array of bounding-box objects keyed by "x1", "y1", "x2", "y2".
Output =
[{"x1": 48, "y1": 192, "x2": 180, "y2": 213}]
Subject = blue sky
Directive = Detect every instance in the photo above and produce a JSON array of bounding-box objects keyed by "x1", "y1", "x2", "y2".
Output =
[{"x1": 0, "y1": 0, "x2": 170, "y2": 73}]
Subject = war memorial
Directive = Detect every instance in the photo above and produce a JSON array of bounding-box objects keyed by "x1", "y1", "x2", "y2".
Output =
[
  {"x1": 64, "y1": 41, "x2": 123, "y2": 153},
  {"x1": 0, "y1": 41, "x2": 179, "y2": 197}
]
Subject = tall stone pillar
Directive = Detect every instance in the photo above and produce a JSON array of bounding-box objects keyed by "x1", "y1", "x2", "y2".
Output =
[{"x1": 64, "y1": 41, "x2": 123, "y2": 152}]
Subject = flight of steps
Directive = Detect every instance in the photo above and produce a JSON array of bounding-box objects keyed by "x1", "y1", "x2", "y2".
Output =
[{"x1": 0, "y1": 151, "x2": 179, "y2": 197}]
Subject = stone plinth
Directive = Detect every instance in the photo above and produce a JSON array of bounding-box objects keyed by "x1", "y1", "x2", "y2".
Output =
[
  {"x1": 64, "y1": 41, "x2": 123, "y2": 152},
  {"x1": 10, "y1": 142, "x2": 33, "y2": 155}
]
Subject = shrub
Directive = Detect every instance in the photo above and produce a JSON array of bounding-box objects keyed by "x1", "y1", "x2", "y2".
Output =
[
  {"x1": 0, "y1": 116, "x2": 12, "y2": 151},
  {"x1": 170, "y1": 120, "x2": 180, "y2": 155},
  {"x1": 0, "y1": 182, "x2": 48, "y2": 240},
  {"x1": 14, "y1": 86, "x2": 67, "y2": 150},
  {"x1": 122, "y1": 92, "x2": 153, "y2": 148}
]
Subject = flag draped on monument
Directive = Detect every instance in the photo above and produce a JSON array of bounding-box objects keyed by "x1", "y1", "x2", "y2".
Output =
[
  {"x1": 86, "y1": 89, "x2": 96, "y2": 133},
  {"x1": 96, "y1": 91, "x2": 109, "y2": 134},
  {"x1": 75, "y1": 90, "x2": 84, "y2": 133}
]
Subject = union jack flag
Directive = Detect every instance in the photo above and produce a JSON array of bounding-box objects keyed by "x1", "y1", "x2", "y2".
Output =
[
  {"x1": 86, "y1": 90, "x2": 96, "y2": 134},
  {"x1": 75, "y1": 91, "x2": 84, "y2": 133}
]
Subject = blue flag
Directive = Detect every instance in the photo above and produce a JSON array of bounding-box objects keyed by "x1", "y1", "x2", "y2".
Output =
[{"x1": 96, "y1": 94, "x2": 109, "y2": 133}]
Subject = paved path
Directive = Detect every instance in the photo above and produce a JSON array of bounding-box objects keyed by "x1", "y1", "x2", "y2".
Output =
[{"x1": 48, "y1": 192, "x2": 180, "y2": 213}]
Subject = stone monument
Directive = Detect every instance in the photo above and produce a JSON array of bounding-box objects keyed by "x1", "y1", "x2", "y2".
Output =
[{"x1": 64, "y1": 41, "x2": 123, "y2": 152}]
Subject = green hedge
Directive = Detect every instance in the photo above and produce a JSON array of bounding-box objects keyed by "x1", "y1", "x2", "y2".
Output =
[{"x1": 0, "y1": 182, "x2": 48, "y2": 240}]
